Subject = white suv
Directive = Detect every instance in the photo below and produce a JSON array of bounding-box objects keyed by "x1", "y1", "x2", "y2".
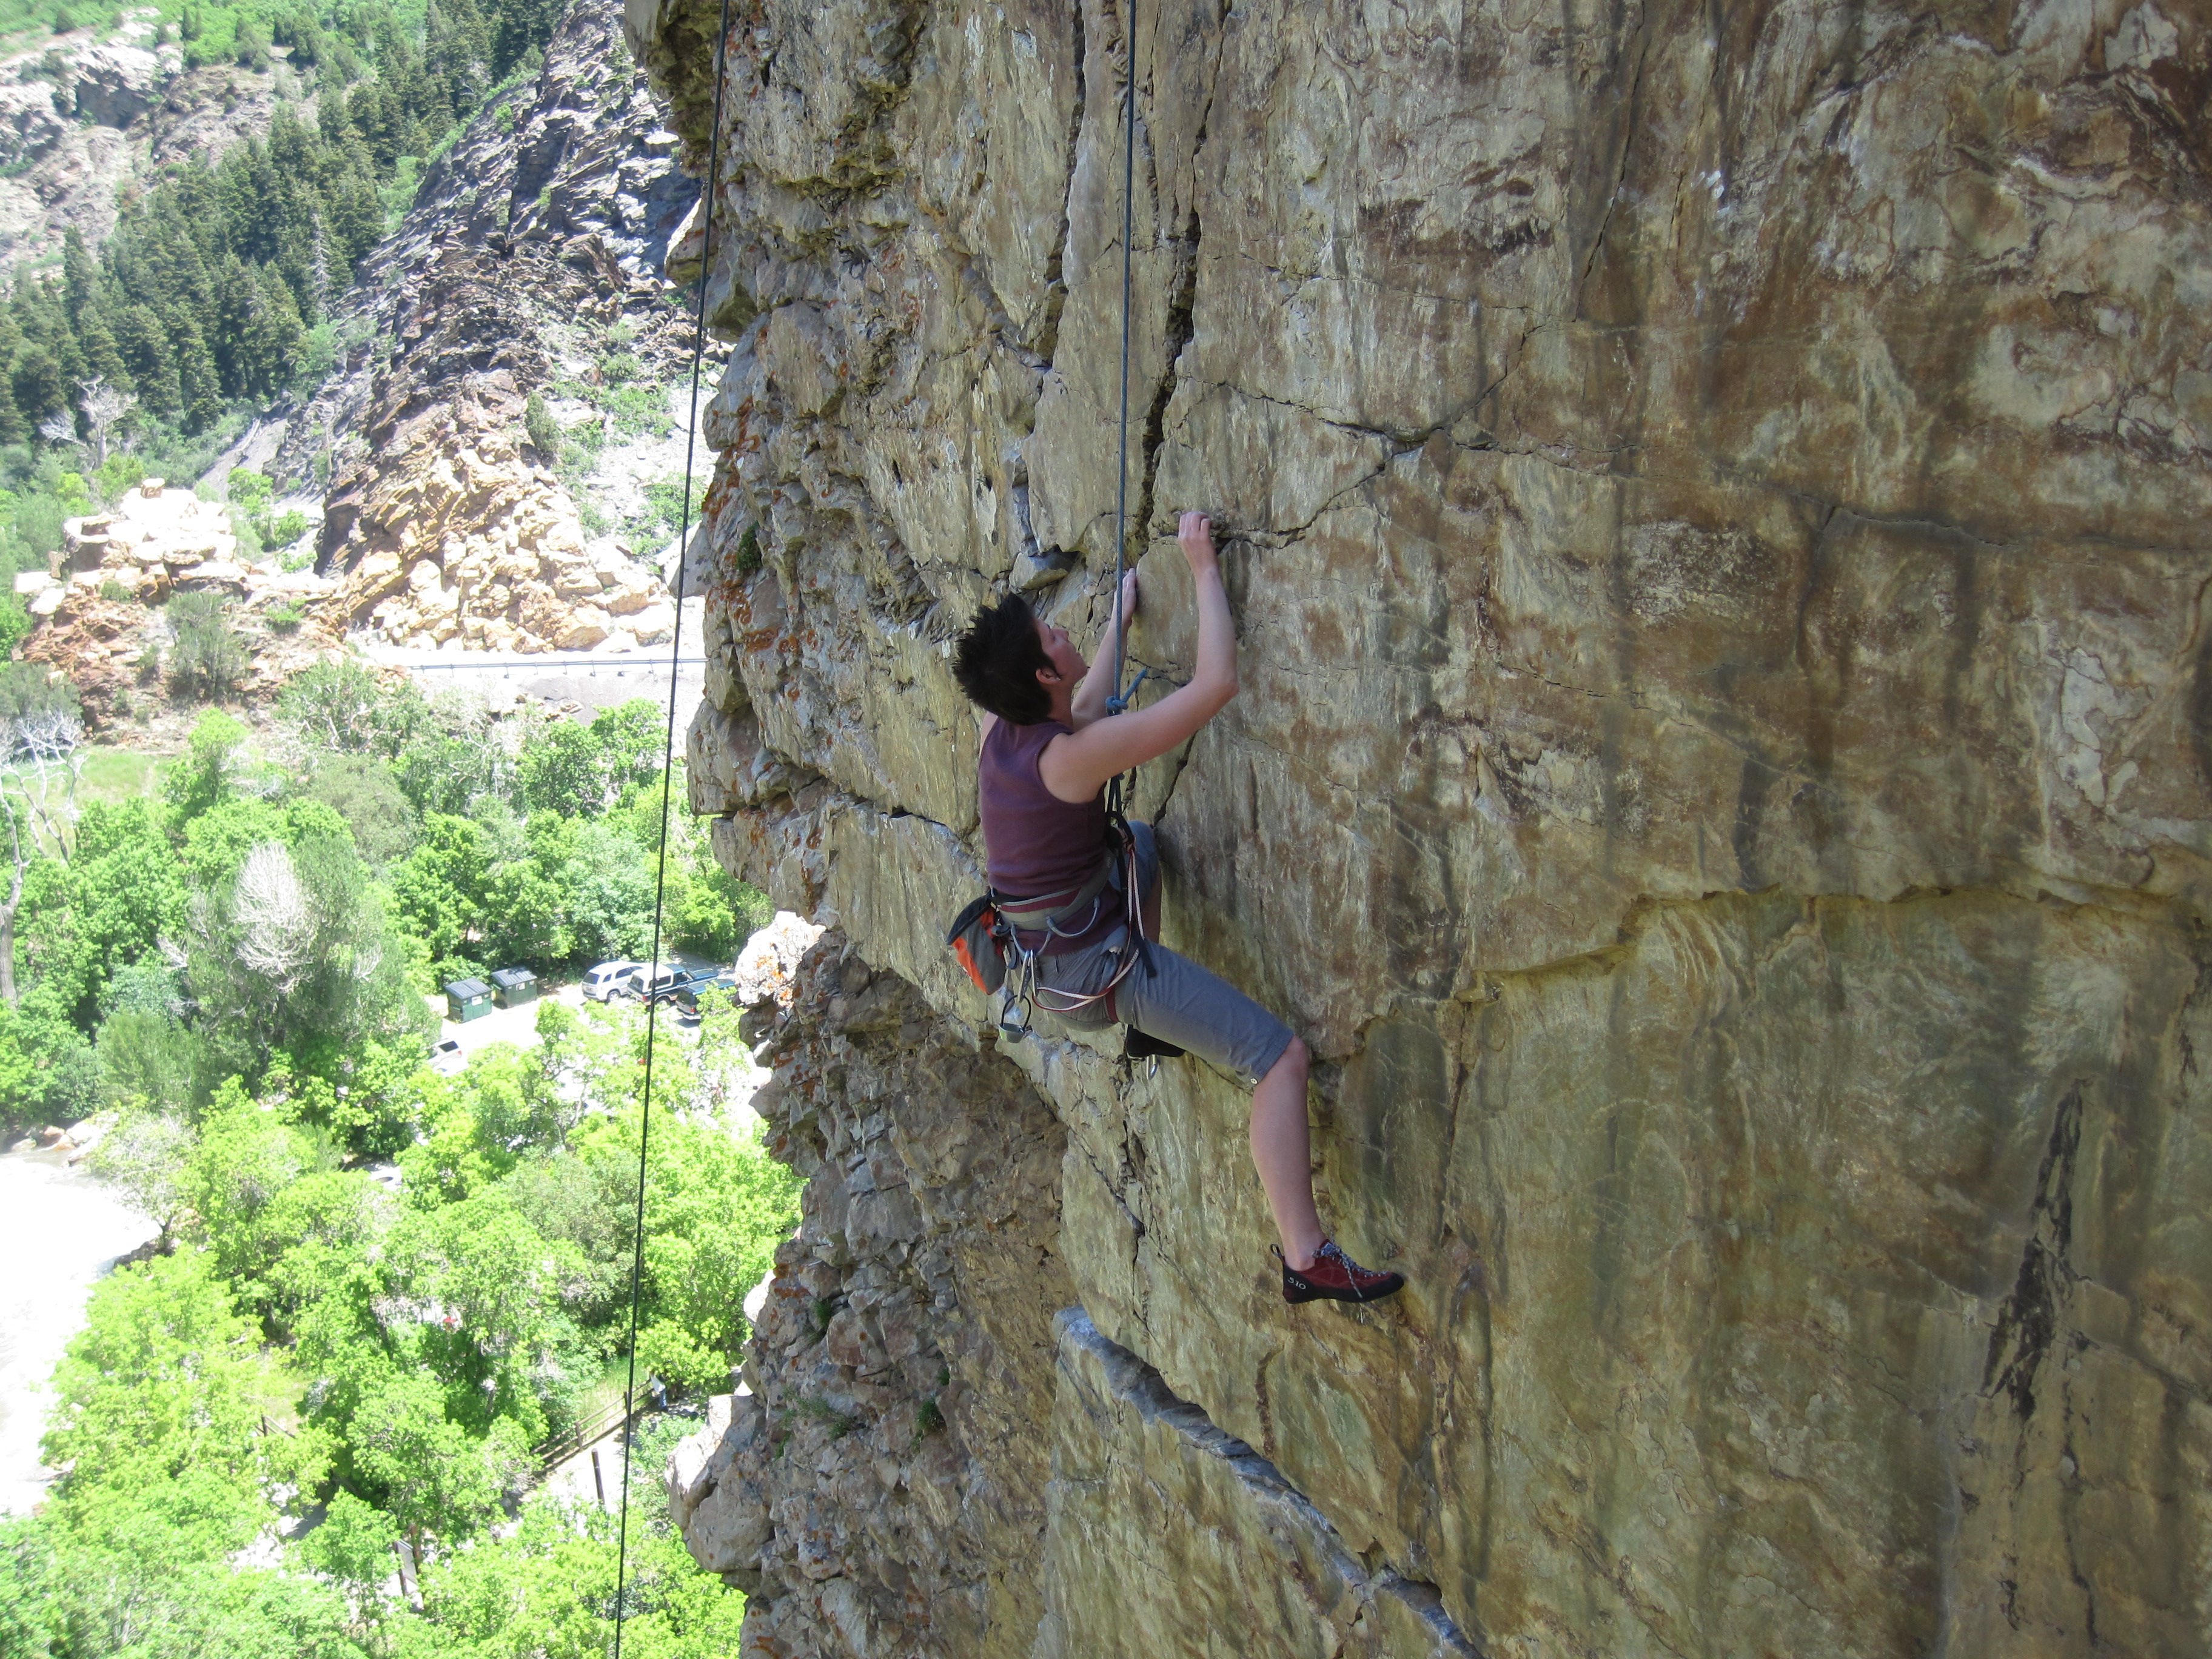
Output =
[{"x1": 583, "y1": 960, "x2": 645, "y2": 1002}]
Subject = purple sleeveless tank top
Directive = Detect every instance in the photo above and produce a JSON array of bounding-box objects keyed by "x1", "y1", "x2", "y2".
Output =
[{"x1": 979, "y1": 718, "x2": 1111, "y2": 953}]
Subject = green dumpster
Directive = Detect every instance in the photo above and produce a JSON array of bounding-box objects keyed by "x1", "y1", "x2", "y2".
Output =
[
  {"x1": 491, "y1": 967, "x2": 539, "y2": 1009},
  {"x1": 444, "y1": 977, "x2": 494, "y2": 1023}
]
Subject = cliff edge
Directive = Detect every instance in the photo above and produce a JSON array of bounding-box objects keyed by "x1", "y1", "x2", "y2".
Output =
[{"x1": 638, "y1": 1, "x2": 2212, "y2": 1653}]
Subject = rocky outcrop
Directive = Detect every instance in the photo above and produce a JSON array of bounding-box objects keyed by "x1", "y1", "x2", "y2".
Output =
[
  {"x1": 317, "y1": 375, "x2": 672, "y2": 653},
  {"x1": 667, "y1": 937, "x2": 1075, "y2": 1657},
  {"x1": 299, "y1": 0, "x2": 697, "y2": 654},
  {"x1": 59, "y1": 481, "x2": 240, "y2": 592},
  {"x1": 645, "y1": 0, "x2": 2212, "y2": 1654},
  {"x1": 1035, "y1": 1309, "x2": 1478, "y2": 1659},
  {"x1": 0, "y1": 25, "x2": 305, "y2": 274}
]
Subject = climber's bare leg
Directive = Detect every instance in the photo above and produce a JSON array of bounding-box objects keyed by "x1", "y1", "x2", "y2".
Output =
[{"x1": 1250, "y1": 1037, "x2": 1322, "y2": 1270}]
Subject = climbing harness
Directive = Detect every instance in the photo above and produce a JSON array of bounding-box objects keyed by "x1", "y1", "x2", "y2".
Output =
[
  {"x1": 945, "y1": 812, "x2": 1149, "y2": 1041},
  {"x1": 609, "y1": 0, "x2": 733, "y2": 1647}
]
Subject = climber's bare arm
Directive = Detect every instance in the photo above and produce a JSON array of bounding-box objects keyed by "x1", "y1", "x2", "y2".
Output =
[
  {"x1": 1070, "y1": 569, "x2": 1142, "y2": 731},
  {"x1": 1042, "y1": 513, "x2": 1236, "y2": 803}
]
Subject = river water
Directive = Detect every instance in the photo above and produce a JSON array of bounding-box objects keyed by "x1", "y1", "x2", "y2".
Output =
[{"x1": 0, "y1": 1149, "x2": 160, "y2": 1516}]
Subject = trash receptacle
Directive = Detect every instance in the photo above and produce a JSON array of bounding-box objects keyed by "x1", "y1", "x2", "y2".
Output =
[
  {"x1": 490, "y1": 967, "x2": 539, "y2": 1009},
  {"x1": 443, "y1": 977, "x2": 494, "y2": 1022}
]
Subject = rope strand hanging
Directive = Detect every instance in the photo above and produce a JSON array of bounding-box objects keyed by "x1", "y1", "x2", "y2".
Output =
[
  {"x1": 1104, "y1": 4, "x2": 1139, "y2": 803},
  {"x1": 611, "y1": 0, "x2": 734, "y2": 1645}
]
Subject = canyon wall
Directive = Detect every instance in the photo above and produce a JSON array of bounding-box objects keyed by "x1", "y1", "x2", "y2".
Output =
[
  {"x1": 635, "y1": 0, "x2": 2212, "y2": 1653},
  {"x1": 301, "y1": 0, "x2": 695, "y2": 654}
]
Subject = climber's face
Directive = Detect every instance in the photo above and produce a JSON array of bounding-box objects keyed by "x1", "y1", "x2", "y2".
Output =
[{"x1": 1034, "y1": 615, "x2": 1088, "y2": 691}]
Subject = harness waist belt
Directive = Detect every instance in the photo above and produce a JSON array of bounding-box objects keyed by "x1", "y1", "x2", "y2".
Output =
[{"x1": 996, "y1": 859, "x2": 1113, "y2": 929}]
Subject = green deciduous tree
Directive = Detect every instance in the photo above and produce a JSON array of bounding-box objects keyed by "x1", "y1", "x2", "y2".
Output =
[
  {"x1": 41, "y1": 1249, "x2": 292, "y2": 1526},
  {"x1": 164, "y1": 709, "x2": 250, "y2": 826},
  {"x1": 349, "y1": 1363, "x2": 526, "y2": 1560},
  {"x1": 187, "y1": 830, "x2": 431, "y2": 1082},
  {"x1": 293, "y1": 1489, "x2": 400, "y2": 1617}
]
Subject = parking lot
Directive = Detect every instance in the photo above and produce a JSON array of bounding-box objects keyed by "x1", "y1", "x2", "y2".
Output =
[{"x1": 424, "y1": 953, "x2": 727, "y2": 1063}]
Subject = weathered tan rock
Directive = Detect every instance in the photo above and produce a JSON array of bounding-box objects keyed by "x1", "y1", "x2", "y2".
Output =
[
  {"x1": 553, "y1": 606, "x2": 612, "y2": 649},
  {"x1": 664, "y1": 939, "x2": 1075, "y2": 1657},
  {"x1": 642, "y1": 0, "x2": 2212, "y2": 1654},
  {"x1": 287, "y1": 0, "x2": 699, "y2": 658},
  {"x1": 628, "y1": 600, "x2": 677, "y2": 644},
  {"x1": 1034, "y1": 1310, "x2": 1476, "y2": 1659},
  {"x1": 176, "y1": 560, "x2": 249, "y2": 592},
  {"x1": 602, "y1": 566, "x2": 663, "y2": 615}
]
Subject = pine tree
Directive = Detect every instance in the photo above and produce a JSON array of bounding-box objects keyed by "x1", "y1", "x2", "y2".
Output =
[
  {"x1": 59, "y1": 229, "x2": 96, "y2": 325},
  {"x1": 173, "y1": 318, "x2": 221, "y2": 431},
  {"x1": 10, "y1": 347, "x2": 64, "y2": 432},
  {"x1": 73, "y1": 306, "x2": 130, "y2": 394},
  {"x1": 116, "y1": 306, "x2": 178, "y2": 415}
]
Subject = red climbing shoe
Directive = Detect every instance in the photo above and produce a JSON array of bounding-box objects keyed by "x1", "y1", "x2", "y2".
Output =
[{"x1": 1276, "y1": 1240, "x2": 1405, "y2": 1305}]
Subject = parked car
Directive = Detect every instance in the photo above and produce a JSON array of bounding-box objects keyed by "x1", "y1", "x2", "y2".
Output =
[
  {"x1": 631, "y1": 965, "x2": 711, "y2": 1006},
  {"x1": 429, "y1": 1038, "x2": 466, "y2": 1076},
  {"x1": 672, "y1": 972, "x2": 736, "y2": 1016},
  {"x1": 583, "y1": 960, "x2": 645, "y2": 1002}
]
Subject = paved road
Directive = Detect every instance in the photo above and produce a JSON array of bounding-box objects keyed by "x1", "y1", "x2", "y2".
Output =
[
  {"x1": 358, "y1": 602, "x2": 708, "y2": 723},
  {"x1": 427, "y1": 953, "x2": 728, "y2": 1061}
]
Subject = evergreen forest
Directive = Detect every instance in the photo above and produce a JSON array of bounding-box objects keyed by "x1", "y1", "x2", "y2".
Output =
[{"x1": 0, "y1": 0, "x2": 578, "y2": 592}]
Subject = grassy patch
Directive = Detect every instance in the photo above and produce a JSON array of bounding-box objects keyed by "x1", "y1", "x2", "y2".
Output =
[{"x1": 78, "y1": 746, "x2": 165, "y2": 806}]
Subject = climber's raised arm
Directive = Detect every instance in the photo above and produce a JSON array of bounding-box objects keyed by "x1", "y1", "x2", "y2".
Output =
[
  {"x1": 1070, "y1": 568, "x2": 1141, "y2": 731},
  {"x1": 1041, "y1": 513, "x2": 1236, "y2": 803}
]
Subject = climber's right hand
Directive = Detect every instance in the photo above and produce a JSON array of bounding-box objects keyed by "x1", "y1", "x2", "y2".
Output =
[
  {"x1": 1178, "y1": 511, "x2": 1218, "y2": 576},
  {"x1": 1041, "y1": 511, "x2": 1240, "y2": 801}
]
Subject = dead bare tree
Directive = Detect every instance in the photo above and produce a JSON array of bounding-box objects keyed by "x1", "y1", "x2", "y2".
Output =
[
  {"x1": 36, "y1": 411, "x2": 78, "y2": 451},
  {"x1": 77, "y1": 376, "x2": 138, "y2": 467},
  {"x1": 229, "y1": 840, "x2": 317, "y2": 993},
  {"x1": 2, "y1": 706, "x2": 87, "y2": 850}
]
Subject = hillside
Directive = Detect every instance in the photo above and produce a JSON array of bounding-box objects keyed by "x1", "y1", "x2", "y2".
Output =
[
  {"x1": 10, "y1": 0, "x2": 706, "y2": 732},
  {"x1": 0, "y1": 13, "x2": 291, "y2": 278}
]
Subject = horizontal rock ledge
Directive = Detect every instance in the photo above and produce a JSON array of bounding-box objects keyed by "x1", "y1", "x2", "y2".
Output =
[{"x1": 1035, "y1": 1307, "x2": 1483, "y2": 1659}]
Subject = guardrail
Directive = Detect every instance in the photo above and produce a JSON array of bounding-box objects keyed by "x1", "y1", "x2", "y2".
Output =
[
  {"x1": 394, "y1": 656, "x2": 706, "y2": 673},
  {"x1": 535, "y1": 1394, "x2": 644, "y2": 1472}
]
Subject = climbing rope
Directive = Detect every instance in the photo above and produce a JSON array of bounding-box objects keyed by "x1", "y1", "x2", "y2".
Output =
[
  {"x1": 1104, "y1": 7, "x2": 1139, "y2": 807},
  {"x1": 618, "y1": 11, "x2": 1133, "y2": 1626},
  {"x1": 611, "y1": 0, "x2": 733, "y2": 1646}
]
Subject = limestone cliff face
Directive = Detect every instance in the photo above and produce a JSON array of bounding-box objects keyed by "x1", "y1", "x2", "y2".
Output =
[{"x1": 639, "y1": 0, "x2": 2212, "y2": 1653}]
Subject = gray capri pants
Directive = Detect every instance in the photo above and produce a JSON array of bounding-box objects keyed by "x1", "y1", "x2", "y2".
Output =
[{"x1": 1031, "y1": 822, "x2": 1296, "y2": 1081}]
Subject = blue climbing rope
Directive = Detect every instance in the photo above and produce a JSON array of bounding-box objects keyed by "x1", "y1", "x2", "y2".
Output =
[{"x1": 1104, "y1": 8, "x2": 1139, "y2": 811}]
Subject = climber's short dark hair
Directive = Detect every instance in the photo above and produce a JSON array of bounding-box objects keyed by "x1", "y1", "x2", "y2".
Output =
[{"x1": 952, "y1": 591, "x2": 1053, "y2": 725}]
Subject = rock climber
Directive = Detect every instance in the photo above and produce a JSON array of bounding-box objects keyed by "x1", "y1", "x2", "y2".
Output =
[{"x1": 951, "y1": 511, "x2": 1404, "y2": 1307}]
